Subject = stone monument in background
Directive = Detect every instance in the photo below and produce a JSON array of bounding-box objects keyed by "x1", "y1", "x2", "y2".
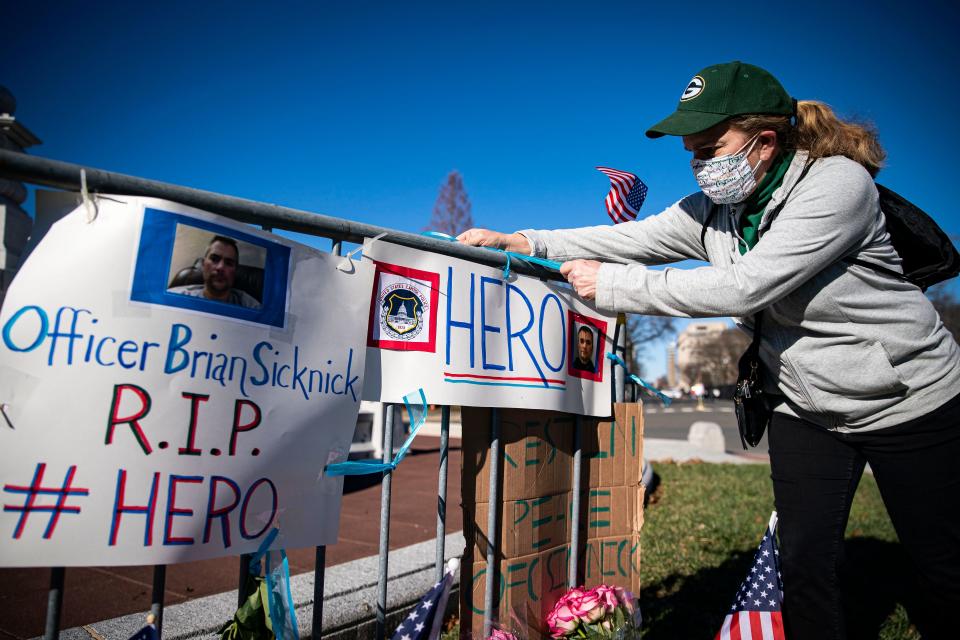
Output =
[{"x1": 0, "y1": 85, "x2": 41, "y2": 305}]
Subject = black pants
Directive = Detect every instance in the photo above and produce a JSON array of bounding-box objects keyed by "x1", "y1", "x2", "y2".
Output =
[{"x1": 768, "y1": 393, "x2": 960, "y2": 640}]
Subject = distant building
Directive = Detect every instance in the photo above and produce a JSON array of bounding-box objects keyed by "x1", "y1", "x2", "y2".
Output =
[
  {"x1": 666, "y1": 342, "x2": 677, "y2": 388},
  {"x1": 670, "y1": 322, "x2": 748, "y2": 390}
]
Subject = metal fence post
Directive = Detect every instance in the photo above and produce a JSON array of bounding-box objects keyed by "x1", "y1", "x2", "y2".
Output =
[
  {"x1": 615, "y1": 322, "x2": 627, "y2": 404},
  {"x1": 435, "y1": 405, "x2": 450, "y2": 582},
  {"x1": 312, "y1": 546, "x2": 325, "y2": 639},
  {"x1": 568, "y1": 416, "x2": 582, "y2": 588},
  {"x1": 612, "y1": 319, "x2": 625, "y2": 404},
  {"x1": 151, "y1": 565, "x2": 166, "y2": 637},
  {"x1": 44, "y1": 567, "x2": 64, "y2": 640},
  {"x1": 375, "y1": 403, "x2": 396, "y2": 640},
  {"x1": 312, "y1": 236, "x2": 342, "y2": 639},
  {"x1": 237, "y1": 554, "x2": 251, "y2": 608},
  {"x1": 482, "y1": 408, "x2": 501, "y2": 638}
]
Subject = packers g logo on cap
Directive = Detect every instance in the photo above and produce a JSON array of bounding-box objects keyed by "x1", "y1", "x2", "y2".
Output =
[{"x1": 680, "y1": 75, "x2": 705, "y2": 101}]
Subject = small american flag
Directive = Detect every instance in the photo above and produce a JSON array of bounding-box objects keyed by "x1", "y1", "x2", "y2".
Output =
[
  {"x1": 715, "y1": 512, "x2": 786, "y2": 640},
  {"x1": 596, "y1": 166, "x2": 648, "y2": 223},
  {"x1": 391, "y1": 558, "x2": 458, "y2": 640}
]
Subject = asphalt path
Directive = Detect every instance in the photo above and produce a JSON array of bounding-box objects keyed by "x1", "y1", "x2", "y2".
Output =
[{"x1": 641, "y1": 398, "x2": 771, "y2": 453}]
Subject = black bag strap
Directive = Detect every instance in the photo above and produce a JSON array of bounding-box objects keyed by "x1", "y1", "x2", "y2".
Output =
[
  {"x1": 700, "y1": 206, "x2": 718, "y2": 251},
  {"x1": 843, "y1": 256, "x2": 912, "y2": 283},
  {"x1": 745, "y1": 309, "x2": 764, "y2": 360}
]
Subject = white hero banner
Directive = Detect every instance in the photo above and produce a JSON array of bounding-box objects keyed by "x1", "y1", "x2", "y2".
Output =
[
  {"x1": 362, "y1": 242, "x2": 617, "y2": 416},
  {"x1": 0, "y1": 197, "x2": 373, "y2": 567}
]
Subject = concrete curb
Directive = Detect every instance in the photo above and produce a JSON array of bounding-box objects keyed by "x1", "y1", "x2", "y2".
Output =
[{"x1": 47, "y1": 532, "x2": 465, "y2": 640}]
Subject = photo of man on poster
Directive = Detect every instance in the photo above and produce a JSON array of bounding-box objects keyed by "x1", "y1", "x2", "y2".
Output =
[
  {"x1": 168, "y1": 234, "x2": 262, "y2": 309},
  {"x1": 572, "y1": 325, "x2": 596, "y2": 373}
]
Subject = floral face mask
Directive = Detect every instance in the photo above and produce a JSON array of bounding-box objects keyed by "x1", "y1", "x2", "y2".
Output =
[{"x1": 690, "y1": 133, "x2": 762, "y2": 204}]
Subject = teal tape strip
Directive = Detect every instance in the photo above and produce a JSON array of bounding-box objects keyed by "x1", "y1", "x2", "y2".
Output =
[
  {"x1": 323, "y1": 458, "x2": 394, "y2": 476},
  {"x1": 504, "y1": 251, "x2": 563, "y2": 271},
  {"x1": 420, "y1": 231, "x2": 563, "y2": 275},
  {"x1": 248, "y1": 526, "x2": 280, "y2": 574},
  {"x1": 606, "y1": 353, "x2": 672, "y2": 406},
  {"x1": 325, "y1": 388, "x2": 429, "y2": 476},
  {"x1": 421, "y1": 231, "x2": 458, "y2": 242}
]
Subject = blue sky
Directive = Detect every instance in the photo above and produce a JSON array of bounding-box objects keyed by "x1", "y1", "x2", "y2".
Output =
[{"x1": 5, "y1": 0, "x2": 959, "y2": 380}]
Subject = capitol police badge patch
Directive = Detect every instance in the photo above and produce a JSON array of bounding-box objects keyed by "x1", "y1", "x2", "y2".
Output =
[
  {"x1": 367, "y1": 262, "x2": 439, "y2": 352},
  {"x1": 381, "y1": 285, "x2": 425, "y2": 339}
]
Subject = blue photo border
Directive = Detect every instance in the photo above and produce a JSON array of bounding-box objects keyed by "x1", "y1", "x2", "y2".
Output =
[{"x1": 130, "y1": 208, "x2": 290, "y2": 328}]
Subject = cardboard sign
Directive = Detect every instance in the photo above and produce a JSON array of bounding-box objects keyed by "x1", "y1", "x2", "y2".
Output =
[
  {"x1": 460, "y1": 404, "x2": 644, "y2": 639},
  {"x1": 362, "y1": 241, "x2": 618, "y2": 417},
  {"x1": 0, "y1": 197, "x2": 373, "y2": 566}
]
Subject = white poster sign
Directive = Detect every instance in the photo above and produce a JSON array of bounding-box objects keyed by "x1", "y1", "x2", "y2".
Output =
[
  {"x1": 0, "y1": 197, "x2": 373, "y2": 566},
  {"x1": 362, "y1": 242, "x2": 617, "y2": 416}
]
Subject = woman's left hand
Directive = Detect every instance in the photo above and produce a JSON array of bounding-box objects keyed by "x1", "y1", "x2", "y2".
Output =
[{"x1": 560, "y1": 259, "x2": 601, "y2": 300}]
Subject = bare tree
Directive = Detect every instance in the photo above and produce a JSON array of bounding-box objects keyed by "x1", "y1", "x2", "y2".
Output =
[
  {"x1": 623, "y1": 315, "x2": 675, "y2": 378},
  {"x1": 426, "y1": 170, "x2": 474, "y2": 236}
]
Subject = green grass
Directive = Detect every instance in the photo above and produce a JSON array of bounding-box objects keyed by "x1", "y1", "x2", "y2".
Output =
[
  {"x1": 639, "y1": 462, "x2": 920, "y2": 640},
  {"x1": 444, "y1": 462, "x2": 921, "y2": 639}
]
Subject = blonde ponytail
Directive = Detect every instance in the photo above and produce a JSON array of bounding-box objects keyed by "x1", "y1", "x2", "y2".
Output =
[
  {"x1": 730, "y1": 101, "x2": 887, "y2": 177},
  {"x1": 794, "y1": 101, "x2": 886, "y2": 177}
]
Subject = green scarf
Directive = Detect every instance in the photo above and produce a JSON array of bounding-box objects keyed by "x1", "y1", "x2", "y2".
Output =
[{"x1": 738, "y1": 150, "x2": 795, "y2": 254}]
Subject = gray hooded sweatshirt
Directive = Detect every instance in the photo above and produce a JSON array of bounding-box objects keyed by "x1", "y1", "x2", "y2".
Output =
[{"x1": 521, "y1": 151, "x2": 960, "y2": 432}]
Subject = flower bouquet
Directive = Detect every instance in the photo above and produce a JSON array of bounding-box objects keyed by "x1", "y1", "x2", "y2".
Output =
[{"x1": 545, "y1": 585, "x2": 641, "y2": 639}]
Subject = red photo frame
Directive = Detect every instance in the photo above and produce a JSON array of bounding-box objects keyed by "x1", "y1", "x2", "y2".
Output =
[
  {"x1": 567, "y1": 311, "x2": 607, "y2": 382},
  {"x1": 367, "y1": 261, "x2": 440, "y2": 352}
]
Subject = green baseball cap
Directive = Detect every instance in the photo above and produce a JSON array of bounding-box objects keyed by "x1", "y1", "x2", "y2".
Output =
[{"x1": 645, "y1": 61, "x2": 793, "y2": 138}]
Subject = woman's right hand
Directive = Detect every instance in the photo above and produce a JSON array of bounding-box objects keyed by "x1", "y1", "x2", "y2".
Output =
[{"x1": 456, "y1": 229, "x2": 532, "y2": 255}]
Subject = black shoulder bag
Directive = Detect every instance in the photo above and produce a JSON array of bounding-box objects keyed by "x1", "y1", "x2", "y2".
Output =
[{"x1": 733, "y1": 312, "x2": 769, "y2": 448}]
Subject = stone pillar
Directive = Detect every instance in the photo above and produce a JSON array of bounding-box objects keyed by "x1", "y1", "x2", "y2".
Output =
[{"x1": 0, "y1": 86, "x2": 41, "y2": 305}]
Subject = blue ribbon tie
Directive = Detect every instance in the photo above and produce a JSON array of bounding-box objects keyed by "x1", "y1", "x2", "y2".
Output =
[
  {"x1": 606, "y1": 353, "x2": 672, "y2": 406},
  {"x1": 325, "y1": 388, "x2": 429, "y2": 476}
]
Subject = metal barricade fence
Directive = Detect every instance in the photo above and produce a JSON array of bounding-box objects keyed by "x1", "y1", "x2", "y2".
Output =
[{"x1": 0, "y1": 149, "x2": 629, "y2": 639}]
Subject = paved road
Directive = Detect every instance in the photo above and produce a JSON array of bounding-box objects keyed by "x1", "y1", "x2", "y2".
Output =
[{"x1": 642, "y1": 399, "x2": 770, "y2": 452}]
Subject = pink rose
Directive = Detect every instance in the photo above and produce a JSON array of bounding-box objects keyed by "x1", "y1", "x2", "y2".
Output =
[
  {"x1": 546, "y1": 601, "x2": 580, "y2": 638},
  {"x1": 572, "y1": 588, "x2": 605, "y2": 623},
  {"x1": 593, "y1": 584, "x2": 619, "y2": 616},
  {"x1": 559, "y1": 587, "x2": 584, "y2": 606},
  {"x1": 486, "y1": 629, "x2": 519, "y2": 640}
]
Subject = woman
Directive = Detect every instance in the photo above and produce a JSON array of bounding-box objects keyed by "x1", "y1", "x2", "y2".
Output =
[{"x1": 458, "y1": 61, "x2": 960, "y2": 639}]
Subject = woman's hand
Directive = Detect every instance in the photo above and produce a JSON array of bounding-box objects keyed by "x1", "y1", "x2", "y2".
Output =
[
  {"x1": 456, "y1": 229, "x2": 532, "y2": 255},
  {"x1": 560, "y1": 259, "x2": 601, "y2": 300}
]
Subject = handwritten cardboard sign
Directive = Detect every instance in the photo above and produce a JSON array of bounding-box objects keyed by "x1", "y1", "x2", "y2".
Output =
[
  {"x1": 460, "y1": 404, "x2": 644, "y2": 639},
  {"x1": 0, "y1": 197, "x2": 373, "y2": 566},
  {"x1": 361, "y1": 241, "x2": 617, "y2": 417}
]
